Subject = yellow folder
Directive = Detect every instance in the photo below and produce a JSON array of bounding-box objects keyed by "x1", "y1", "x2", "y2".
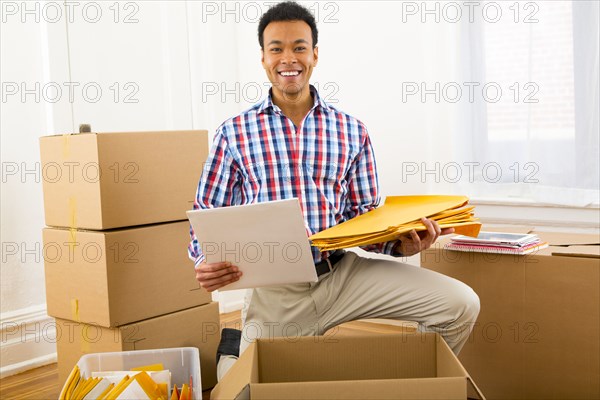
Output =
[{"x1": 310, "y1": 195, "x2": 481, "y2": 251}]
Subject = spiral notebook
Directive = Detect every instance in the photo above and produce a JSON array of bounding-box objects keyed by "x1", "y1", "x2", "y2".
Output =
[{"x1": 446, "y1": 232, "x2": 549, "y2": 255}]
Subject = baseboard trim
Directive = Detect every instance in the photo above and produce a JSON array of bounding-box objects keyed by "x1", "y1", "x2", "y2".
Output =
[
  {"x1": 219, "y1": 299, "x2": 244, "y2": 314},
  {"x1": 0, "y1": 353, "x2": 57, "y2": 379},
  {"x1": 0, "y1": 305, "x2": 57, "y2": 379}
]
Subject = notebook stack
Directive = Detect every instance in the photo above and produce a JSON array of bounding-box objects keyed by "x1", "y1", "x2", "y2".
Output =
[
  {"x1": 445, "y1": 232, "x2": 549, "y2": 255},
  {"x1": 39, "y1": 129, "x2": 220, "y2": 390}
]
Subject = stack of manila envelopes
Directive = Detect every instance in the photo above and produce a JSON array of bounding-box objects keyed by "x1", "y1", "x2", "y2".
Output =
[{"x1": 310, "y1": 195, "x2": 481, "y2": 251}]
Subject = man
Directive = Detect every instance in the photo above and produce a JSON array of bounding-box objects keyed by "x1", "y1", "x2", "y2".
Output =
[{"x1": 188, "y1": 1, "x2": 480, "y2": 380}]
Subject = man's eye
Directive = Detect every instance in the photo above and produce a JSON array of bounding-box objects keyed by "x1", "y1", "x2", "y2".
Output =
[
  {"x1": 271, "y1": 48, "x2": 281, "y2": 52},
  {"x1": 295, "y1": 47, "x2": 306, "y2": 51}
]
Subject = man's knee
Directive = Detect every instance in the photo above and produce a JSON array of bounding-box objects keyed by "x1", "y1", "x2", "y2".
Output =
[
  {"x1": 446, "y1": 280, "x2": 480, "y2": 323},
  {"x1": 460, "y1": 285, "x2": 480, "y2": 322}
]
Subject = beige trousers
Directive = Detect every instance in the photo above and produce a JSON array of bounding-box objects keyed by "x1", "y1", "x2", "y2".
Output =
[{"x1": 218, "y1": 251, "x2": 480, "y2": 381}]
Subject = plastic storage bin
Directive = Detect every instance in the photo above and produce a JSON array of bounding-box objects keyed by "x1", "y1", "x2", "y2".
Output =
[{"x1": 76, "y1": 347, "x2": 202, "y2": 399}]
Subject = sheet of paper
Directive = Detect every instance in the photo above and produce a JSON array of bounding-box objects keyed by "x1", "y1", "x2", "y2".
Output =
[{"x1": 187, "y1": 198, "x2": 317, "y2": 290}]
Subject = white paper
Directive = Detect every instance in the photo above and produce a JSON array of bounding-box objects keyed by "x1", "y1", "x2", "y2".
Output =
[
  {"x1": 116, "y1": 380, "x2": 151, "y2": 400},
  {"x1": 91, "y1": 370, "x2": 170, "y2": 388},
  {"x1": 82, "y1": 379, "x2": 112, "y2": 400},
  {"x1": 187, "y1": 198, "x2": 318, "y2": 290},
  {"x1": 451, "y1": 232, "x2": 539, "y2": 247}
]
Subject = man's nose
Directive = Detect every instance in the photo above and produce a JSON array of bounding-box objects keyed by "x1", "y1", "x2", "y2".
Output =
[{"x1": 280, "y1": 49, "x2": 297, "y2": 64}]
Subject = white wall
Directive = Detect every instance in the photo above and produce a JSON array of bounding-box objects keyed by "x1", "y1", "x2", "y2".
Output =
[
  {"x1": 0, "y1": 1, "x2": 204, "y2": 377},
  {"x1": 1, "y1": 1, "x2": 597, "y2": 377}
]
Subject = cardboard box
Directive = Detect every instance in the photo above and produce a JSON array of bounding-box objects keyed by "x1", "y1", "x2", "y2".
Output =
[
  {"x1": 421, "y1": 229, "x2": 600, "y2": 399},
  {"x1": 56, "y1": 302, "x2": 221, "y2": 391},
  {"x1": 210, "y1": 333, "x2": 485, "y2": 400},
  {"x1": 39, "y1": 130, "x2": 208, "y2": 230},
  {"x1": 44, "y1": 221, "x2": 211, "y2": 327}
]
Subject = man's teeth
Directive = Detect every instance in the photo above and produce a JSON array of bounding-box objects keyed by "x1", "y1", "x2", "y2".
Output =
[{"x1": 280, "y1": 71, "x2": 299, "y2": 76}]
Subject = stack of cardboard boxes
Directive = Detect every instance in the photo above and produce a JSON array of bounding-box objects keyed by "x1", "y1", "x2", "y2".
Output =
[{"x1": 39, "y1": 130, "x2": 221, "y2": 390}]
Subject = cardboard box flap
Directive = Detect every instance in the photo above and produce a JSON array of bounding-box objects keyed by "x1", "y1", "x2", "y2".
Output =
[
  {"x1": 533, "y1": 231, "x2": 600, "y2": 246},
  {"x1": 436, "y1": 337, "x2": 466, "y2": 378},
  {"x1": 44, "y1": 130, "x2": 188, "y2": 137},
  {"x1": 233, "y1": 385, "x2": 250, "y2": 400},
  {"x1": 550, "y1": 245, "x2": 600, "y2": 258},
  {"x1": 533, "y1": 231, "x2": 600, "y2": 258},
  {"x1": 480, "y1": 225, "x2": 535, "y2": 234},
  {"x1": 210, "y1": 343, "x2": 258, "y2": 400},
  {"x1": 257, "y1": 334, "x2": 437, "y2": 383},
  {"x1": 249, "y1": 378, "x2": 467, "y2": 400},
  {"x1": 467, "y1": 377, "x2": 486, "y2": 400},
  {"x1": 435, "y1": 336, "x2": 486, "y2": 400}
]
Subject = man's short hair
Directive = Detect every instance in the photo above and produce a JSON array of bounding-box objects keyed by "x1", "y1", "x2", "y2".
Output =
[{"x1": 258, "y1": 1, "x2": 318, "y2": 49}]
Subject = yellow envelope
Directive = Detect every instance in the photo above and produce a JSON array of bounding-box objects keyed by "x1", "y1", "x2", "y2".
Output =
[{"x1": 310, "y1": 195, "x2": 481, "y2": 251}]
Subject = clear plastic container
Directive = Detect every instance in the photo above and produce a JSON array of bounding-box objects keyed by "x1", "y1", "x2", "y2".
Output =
[{"x1": 76, "y1": 347, "x2": 202, "y2": 399}]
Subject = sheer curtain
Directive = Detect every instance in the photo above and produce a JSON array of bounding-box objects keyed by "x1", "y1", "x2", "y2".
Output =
[{"x1": 452, "y1": 0, "x2": 599, "y2": 207}]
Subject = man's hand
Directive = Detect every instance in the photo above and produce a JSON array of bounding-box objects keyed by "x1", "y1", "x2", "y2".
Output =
[
  {"x1": 394, "y1": 218, "x2": 455, "y2": 257},
  {"x1": 195, "y1": 261, "x2": 242, "y2": 292}
]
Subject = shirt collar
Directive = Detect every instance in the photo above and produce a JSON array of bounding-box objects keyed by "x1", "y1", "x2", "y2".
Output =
[{"x1": 257, "y1": 84, "x2": 331, "y2": 115}]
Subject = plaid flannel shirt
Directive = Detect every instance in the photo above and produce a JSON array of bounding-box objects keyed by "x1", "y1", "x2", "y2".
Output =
[{"x1": 188, "y1": 85, "x2": 398, "y2": 266}]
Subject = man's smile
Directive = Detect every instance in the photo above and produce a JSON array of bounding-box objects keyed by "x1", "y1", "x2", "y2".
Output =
[{"x1": 278, "y1": 70, "x2": 301, "y2": 77}]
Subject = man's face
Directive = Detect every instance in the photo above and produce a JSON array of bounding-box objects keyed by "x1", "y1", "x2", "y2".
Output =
[{"x1": 261, "y1": 20, "x2": 318, "y2": 100}]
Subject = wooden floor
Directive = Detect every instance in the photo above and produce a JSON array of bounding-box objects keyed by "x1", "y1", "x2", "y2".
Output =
[{"x1": 0, "y1": 311, "x2": 414, "y2": 400}]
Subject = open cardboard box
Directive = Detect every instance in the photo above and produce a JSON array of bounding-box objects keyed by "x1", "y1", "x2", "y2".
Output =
[
  {"x1": 39, "y1": 130, "x2": 208, "y2": 230},
  {"x1": 421, "y1": 227, "x2": 600, "y2": 399},
  {"x1": 211, "y1": 333, "x2": 485, "y2": 400}
]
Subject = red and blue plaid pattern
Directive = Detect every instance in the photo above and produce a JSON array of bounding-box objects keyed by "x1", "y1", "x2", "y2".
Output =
[{"x1": 188, "y1": 86, "x2": 397, "y2": 266}]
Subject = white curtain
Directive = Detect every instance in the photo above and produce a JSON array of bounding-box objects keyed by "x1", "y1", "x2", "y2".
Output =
[{"x1": 451, "y1": 0, "x2": 599, "y2": 207}]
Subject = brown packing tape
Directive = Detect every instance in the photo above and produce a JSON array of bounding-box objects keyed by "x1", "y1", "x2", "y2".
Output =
[
  {"x1": 69, "y1": 196, "x2": 77, "y2": 234},
  {"x1": 67, "y1": 194, "x2": 83, "y2": 351},
  {"x1": 64, "y1": 130, "x2": 76, "y2": 231},
  {"x1": 70, "y1": 299, "x2": 90, "y2": 354},
  {"x1": 70, "y1": 298, "x2": 79, "y2": 322}
]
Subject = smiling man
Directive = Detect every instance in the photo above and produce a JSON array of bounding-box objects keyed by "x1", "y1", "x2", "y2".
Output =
[{"x1": 188, "y1": 1, "x2": 480, "y2": 381}]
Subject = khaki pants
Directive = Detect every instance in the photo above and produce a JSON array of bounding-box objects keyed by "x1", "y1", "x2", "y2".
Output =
[{"x1": 218, "y1": 251, "x2": 480, "y2": 380}]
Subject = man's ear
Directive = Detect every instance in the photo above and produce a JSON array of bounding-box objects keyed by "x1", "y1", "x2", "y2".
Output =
[
  {"x1": 313, "y1": 46, "x2": 319, "y2": 66},
  {"x1": 261, "y1": 48, "x2": 265, "y2": 66}
]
